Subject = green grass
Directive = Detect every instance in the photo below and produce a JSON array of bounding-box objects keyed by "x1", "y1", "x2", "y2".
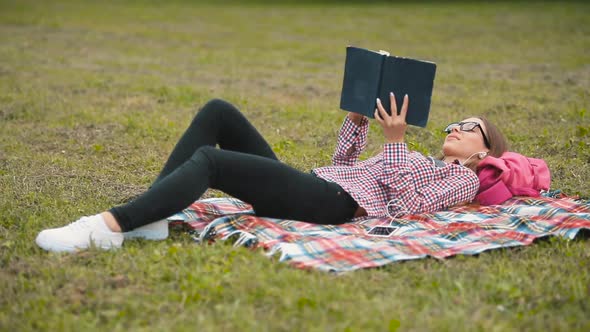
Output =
[{"x1": 1, "y1": 0, "x2": 589, "y2": 331}]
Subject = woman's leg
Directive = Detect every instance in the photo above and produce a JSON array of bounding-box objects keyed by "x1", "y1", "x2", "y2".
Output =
[
  {"x1": 35, "y1": 99, "x2": 284, "y2": 251},
  {"x1": 153, "y1": 98, "x2": 277, "y2": 185},
  {"x1": 111, "y1": 146, "x2": 358, "y2": 231},
  {"x1": 125, "y1": 98, "x2": 278, "y2": 238},
  {"x1": 36, "y1": 146, "x2": 357, "y2": 252}
]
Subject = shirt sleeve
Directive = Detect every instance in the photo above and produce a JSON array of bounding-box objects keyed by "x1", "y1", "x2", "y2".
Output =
[
  {"x1": 332, "y1": 115, "x2": 369, "y2": 166},
  {"x1": 378, "y1": 143, "x2": 480, "y2": 214}
]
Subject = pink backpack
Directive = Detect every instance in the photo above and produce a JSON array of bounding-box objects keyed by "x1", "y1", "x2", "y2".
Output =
[{"x1": 475, "y1": 152, "x2": 551, "y2": 205}]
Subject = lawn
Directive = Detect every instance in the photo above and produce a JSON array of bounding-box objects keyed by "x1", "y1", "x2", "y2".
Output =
[{"x1": 1, "y1": 0, "x2": 589, "y2": 331}]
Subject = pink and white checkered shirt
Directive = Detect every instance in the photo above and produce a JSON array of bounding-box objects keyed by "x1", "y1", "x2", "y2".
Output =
[{"x1": 312, "y1": 116, "x2": 480, "y2": 217}]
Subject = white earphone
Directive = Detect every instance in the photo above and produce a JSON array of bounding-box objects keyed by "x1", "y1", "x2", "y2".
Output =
[{"x1": 461, "y1": 151, "x2": 488, "y2": 165}]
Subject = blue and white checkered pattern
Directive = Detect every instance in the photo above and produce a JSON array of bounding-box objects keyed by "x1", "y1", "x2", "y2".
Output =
[{"x1": 170, "y1": 196, "x2": 590, "y2": 273}]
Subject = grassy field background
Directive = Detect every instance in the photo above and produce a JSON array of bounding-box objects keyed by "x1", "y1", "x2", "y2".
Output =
[{"x1": 1, "y1": 0, "x2": 589, "y2": 331}]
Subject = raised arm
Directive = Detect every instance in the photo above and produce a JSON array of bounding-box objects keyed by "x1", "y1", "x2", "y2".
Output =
[{"x1": 331, "y1": 113, "x2": 369, "y2": 166}]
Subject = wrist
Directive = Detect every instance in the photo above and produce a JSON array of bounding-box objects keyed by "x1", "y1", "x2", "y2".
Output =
[{"x1": 347, "y1": 113, "x2": 366, "y2": 126}]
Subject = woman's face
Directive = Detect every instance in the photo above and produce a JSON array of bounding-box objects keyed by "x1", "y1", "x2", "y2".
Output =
[{"x1": 442, "y1": 117, "x2": 490, "y2": 159}]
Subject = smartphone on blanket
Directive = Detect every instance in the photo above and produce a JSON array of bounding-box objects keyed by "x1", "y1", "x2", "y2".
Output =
[{"x1": 366, "y1": 226, "x2": 400, "y2": 237}]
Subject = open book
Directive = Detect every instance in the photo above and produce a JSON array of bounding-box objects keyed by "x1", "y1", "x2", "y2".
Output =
[{"x1": 339, "y1": 46, "x2": 437, "y2": 127}]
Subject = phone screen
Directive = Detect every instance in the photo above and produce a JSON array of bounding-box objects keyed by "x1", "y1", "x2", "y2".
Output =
[{"x1": 366, "y1": 226, "x2": 399, "y2": 237}]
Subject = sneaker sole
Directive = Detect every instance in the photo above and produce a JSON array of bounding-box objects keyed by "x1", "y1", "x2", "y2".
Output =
[
  {"x1": 36, "y1": 231, "x2": 123, "y2": 252},
  {"x1": 123, "y1": 220, "x2": 169, "y2": 240}
]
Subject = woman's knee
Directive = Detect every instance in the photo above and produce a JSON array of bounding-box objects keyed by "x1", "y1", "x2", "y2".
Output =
[
  {"x1": 188, "y1": 98, "x2": 235, "y2": 129},
  {"x1": 191, "y1": 145, "x2": 217, "y2": 162},
  {"x1": 197, "y1": 98, "x2": 240, "y2": 119},
  {"x1": 190, "y1": 146, "x2": 226, "y2": 183}
]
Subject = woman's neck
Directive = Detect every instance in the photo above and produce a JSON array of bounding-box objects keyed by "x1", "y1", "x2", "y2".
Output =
[{"x1": 442, "y1": 156, "x2": 463, "y2": 164}]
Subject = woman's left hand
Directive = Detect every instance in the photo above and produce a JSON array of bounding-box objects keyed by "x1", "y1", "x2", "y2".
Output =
[{"x1": 375, "y1": 93, "x2": 409, "y2": 144}]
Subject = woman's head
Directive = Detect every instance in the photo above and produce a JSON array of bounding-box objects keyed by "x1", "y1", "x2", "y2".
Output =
[{"x1": 442, "y1": 116, "x2": 508, "y2": 171}]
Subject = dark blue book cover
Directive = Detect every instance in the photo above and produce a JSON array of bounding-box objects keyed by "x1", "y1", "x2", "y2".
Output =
[{"x1": 339, "y1": 46, "x2": 436, "y2": 127}]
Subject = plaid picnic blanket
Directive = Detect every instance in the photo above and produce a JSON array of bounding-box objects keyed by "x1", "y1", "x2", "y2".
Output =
[{"x1": 168, "y1": 195, "x2": 590, "y2": 273}]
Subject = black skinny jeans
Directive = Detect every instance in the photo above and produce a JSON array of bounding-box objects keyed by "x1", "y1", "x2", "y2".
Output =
[{"x1": 110, "y1": 99, "x2": 358, "y2": 231}]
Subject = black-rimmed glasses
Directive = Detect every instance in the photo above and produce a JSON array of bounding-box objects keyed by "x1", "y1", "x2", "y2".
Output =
[{"x1": 444, "y1": 121, "x2": 491, "y2": 148}]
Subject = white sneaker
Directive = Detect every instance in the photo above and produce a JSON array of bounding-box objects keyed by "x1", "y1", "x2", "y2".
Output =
[
  {"x1": 123, "y1": 220, "x2": 169, "y2": 240},
  {"x1": 36, "y1": 215, "x2": 124, "y2": 252}
]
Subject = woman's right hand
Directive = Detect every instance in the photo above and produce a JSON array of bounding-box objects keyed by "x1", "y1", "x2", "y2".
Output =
[
  {"x1": 375, "y1": 93, "x2": 408, "y2": 144},
  {"x1": 347, "y1": 112, "x2": 366, "y2": 126}
]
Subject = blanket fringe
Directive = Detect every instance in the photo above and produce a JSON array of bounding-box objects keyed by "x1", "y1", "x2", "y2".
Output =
[
  {"x1": 198, "y1": 218, "x2": 259, "y2": 247},
  {"x1": 222, "y1": 230, "x2": 259, "y2": 247},
  {"x1": 266, "y1": 243, "x2": 288, "y2": 262}
]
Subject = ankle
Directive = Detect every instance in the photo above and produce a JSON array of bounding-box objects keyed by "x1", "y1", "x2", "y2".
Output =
[{"x1": 100, "y1": 212, "x2": 123, "y2": 233}]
